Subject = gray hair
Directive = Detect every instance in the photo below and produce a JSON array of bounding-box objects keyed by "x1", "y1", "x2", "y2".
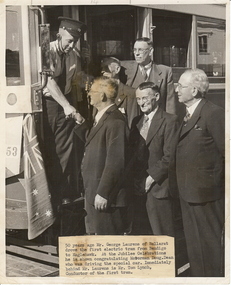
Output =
[
  {"x1": 184, "y1": 68, "x2": 209, "y2": 97},
  {"x1": 94, "y1": 77, "x2": 118, "y2": 101}
]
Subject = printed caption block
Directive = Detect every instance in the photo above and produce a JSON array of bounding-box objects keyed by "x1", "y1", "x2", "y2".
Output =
[{"x1": 59, "y1": 235, "x2": 175, "y2": 278}]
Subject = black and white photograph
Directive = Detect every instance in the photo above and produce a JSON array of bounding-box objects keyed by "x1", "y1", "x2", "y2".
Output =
[{"x1": 2, "y1": 1, "x2": 229, "y2": 282}]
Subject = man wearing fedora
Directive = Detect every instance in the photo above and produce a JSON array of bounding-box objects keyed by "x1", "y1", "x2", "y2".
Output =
[{"x1": 42, "y1": 17, "x2": 87, "y2": 210}]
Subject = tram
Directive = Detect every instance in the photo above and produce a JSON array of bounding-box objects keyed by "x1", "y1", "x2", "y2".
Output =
[{"x1": 4, "y1": 4, "x2": 226, "y2": 277}]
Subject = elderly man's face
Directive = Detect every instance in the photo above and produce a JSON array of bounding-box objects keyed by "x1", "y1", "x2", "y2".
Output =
[
  {"x1": 175, "y1": 73, "x2": 195, "y2": 107},
  {"x1": 59, "y1": 29, "x2": 79, "y2": 54},
  {"x1": 136, "y1": 88, "x2": 159, "y2": 115},
  {"x1": 133, "y1": 41, "x2": 153, "y2": 66},
  {"x1": 88, "y1": 81, "x2": 103, "y2": 109}
]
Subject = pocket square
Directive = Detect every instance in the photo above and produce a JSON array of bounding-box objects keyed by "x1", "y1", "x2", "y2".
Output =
[
  {"x1": 119, "y1": 107, "x2": 126, "y2": 114},
  {"x1": 194, "y1": 124, "x2": 202, "y2": 130}
]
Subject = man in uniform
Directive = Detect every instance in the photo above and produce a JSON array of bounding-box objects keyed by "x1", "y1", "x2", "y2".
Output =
[
  {"x1": 42, "y1": 17, "x2": 87, "y2": 210},
  {"x1": 121, "y1": 37, "x2": 176, "y2": 115},
  {"x1": 169, "y1": 69, "x2": 225, "y2": 276}
]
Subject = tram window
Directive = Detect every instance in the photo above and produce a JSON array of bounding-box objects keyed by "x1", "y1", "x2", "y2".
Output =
[
  {"x1": 6, "y1": 6, "x2": 24, "y2": 86},
  {"x1": 152, "y1": 10, "x2": 192, "y2": 68},
  {"x1": 151, "y1": 10, "x2": 192, "y2": 82},
  {"x1": 197, "y1": 16, "x2": 225, "y2": 80}
]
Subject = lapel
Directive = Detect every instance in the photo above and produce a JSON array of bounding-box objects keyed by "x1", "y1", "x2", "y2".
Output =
[
  {"x1": 130, "y1": 62, "x2": 140, "y2": 86},
  {"x1": 135, "y1": 114, "x2": 144, "y2": 131},
  {"x1": 180, "y1": 99, "x2": 207, "y2": 138},
  {"x1": 146, "y1": 108, "x2": 164, "y2": 145},
  {"x1": 116, "y1": 83, "x2": 127, "y2": 106},
  {"x1": 149, "y1": 63, "x2": 163, "y2": 89},
  {"x1": 85, "y1": 105, "x2": 117, "y2": 146}
]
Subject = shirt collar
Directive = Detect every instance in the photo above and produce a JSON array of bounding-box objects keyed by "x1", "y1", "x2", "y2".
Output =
[
  {"x1": 145, "y1": 106, "x2": 159, "y2": 122},
  {"x1": 55, "y1": 40, "x2": 70, "y2": 57},
  {"x1": 94, "y1": 104, "x2": 115, "y2": 125},
  {"x1": 187, "y1": 99, "x2": 202, "y2": 116},
  {"x1": 139, "y1": 60, "x2": 153, "y2": 71}
]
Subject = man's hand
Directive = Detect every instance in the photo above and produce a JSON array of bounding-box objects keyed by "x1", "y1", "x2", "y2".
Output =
[
  {"x1": 145, "y1": 175, "x2": 155, "y2": 192},
  {"x1": 94, "y1": 194, "x2": 108, "y2": 211},
  {"x1": 63, "y1": 104, "x2": 76, "y2": 119},
  {"x1": 73, "y1": 112, "x2": 85, "y2": 124}
]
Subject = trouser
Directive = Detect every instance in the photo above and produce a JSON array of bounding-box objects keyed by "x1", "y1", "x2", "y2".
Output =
[
  {"x1": 42, "y1": 95, "x2": 78, "y2": 210},
  {"x1": 85, "y1": 199, "x2": 128, "y2": 235},
  {"x1": 146, "y1": 192, "x2": 175, "y2": 236},
  {"x1": 129, "y1": 194, "x2": 153, "y2": 235},
  {"x1": 179, "y1": 195, "x2": 224, "y2": 277}
]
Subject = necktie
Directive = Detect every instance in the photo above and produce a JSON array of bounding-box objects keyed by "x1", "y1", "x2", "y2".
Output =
[
  {"x1": 140, "y1": 116, "x2": 149, "y2": 140},
  {"x1": 141, "y1": 66, "x2": 148, "y2": 81},
  {"x1": 183, "y1": 109, "x2": 191, "y2": 125},
  {"x1": 59, "y1": 54, "x2": 66, "y2": 94},
  {"x1": 93, "y1": 119, "x2": 97, "y2": 127}
]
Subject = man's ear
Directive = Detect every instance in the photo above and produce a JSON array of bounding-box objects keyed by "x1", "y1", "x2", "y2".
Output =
[
  {"x1": 154, "y1": 92, "x2": 160, "y2": 102},
  {"x1": 115, "y1": 65, "x2": 121, "y2": 75},
  {"x1": 192, "y1": 87, "x2": 198, "y2": 98},
  {"x1": 149, "y1": 47, "x2": 154, "y2": 57},
  {"x1": 101, "y1": 93, "x2": 107, "y2": 102}
]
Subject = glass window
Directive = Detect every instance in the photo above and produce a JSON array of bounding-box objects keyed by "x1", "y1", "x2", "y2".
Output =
[
  {"x1": 83, "y1": 5, "x2": 136, "y2": 76},
  {"x1": 151, "y1": 9, "x2": 192, "y2": 82},
  {"x1": 152, "y1": 10, "x2": 192, "y2": 68},
  {"x1": 6, "y1": 6, "x2": 24, "y2": 86},
  {"x1": 197, "y1": 16, "x2": 225, "y2": 79},
  {"x1": 199, "y1": 35, "x2": 208, "y2": 53}
]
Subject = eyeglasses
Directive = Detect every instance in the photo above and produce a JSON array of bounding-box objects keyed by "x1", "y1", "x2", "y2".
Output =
[
  {"x1": 176, "y1": 83, "x2": 190, "y2": 90},
  {"x1": 133, "y1": 48, "x2": 150, "y2": 54},
  {"x1": 136, "y1": 95, "x2": 156, "y2": 103}
]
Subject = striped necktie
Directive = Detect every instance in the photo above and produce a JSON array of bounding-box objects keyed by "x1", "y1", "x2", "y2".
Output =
[
  {"x1": 183, "y1": 109, "x2": 191, "y2": 125},
  {"x1": 141, "y1": 66, "x2": 148, "y2": 81},
  {"x1": 140, "y1": 115, "x2": 149, "y2": 140}
]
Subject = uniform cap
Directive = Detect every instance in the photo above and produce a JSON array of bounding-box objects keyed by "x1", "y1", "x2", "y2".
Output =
[{"x1": 58, "y1": 17, "x2": 87, "y2": 39}]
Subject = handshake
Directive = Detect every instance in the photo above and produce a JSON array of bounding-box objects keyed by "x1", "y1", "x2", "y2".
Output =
[
  {"x1": 72, "y1": 112, "x2": 85, "y2": 124},
  {"x1": 65, "y1": 110, "x2": 85, "y2": 125}
]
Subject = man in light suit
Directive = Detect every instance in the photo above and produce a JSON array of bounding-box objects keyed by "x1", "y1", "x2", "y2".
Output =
[
  {"x1": 101, "y1": 57, "x2": 140, "y2": 128},
  {"x1": 74, "y1": 77, "x2": 128, "y2": 235},
  {"x1": 169, "y1": 69, "x2": 225, "y2": 276},
  {"x1": 120, "y1": 37, "x2": 176, "y2": 115},
  {"x1": 129, "y1": 82, "x2": 178, "y2": 236}
]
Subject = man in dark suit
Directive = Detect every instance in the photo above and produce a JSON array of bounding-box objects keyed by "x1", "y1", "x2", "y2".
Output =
[
  {"x1": 129, "y1": 82, "x2": 178, "y2": 236},
  {"x1": 169, "y1": 69, "x2": 225, "y2": 276},
  {"x1": 74, "y1": 77, "x2": 128, "y2": 235},
  {"x1": 101, "y1": 57, "x2": 140, "y2": 128},
  {"x1": 120, "y1": 37, "x2": 176, "y2": 115}
]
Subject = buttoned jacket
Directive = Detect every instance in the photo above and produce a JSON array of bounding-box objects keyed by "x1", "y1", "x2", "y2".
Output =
[{"x1": 169, "y1": 99, "x2": 225, "y2": 203}]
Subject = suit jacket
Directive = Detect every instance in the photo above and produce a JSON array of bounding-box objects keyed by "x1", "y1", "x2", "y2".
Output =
[
  {"x1": 115, "y1": 82, "x2": 140, "y2": 128},
  {"x1": 74, "y1": 105, "x2": 128, "y2": 207},
  {"x1": 120, "y1": 61, "x2": 176, "y2": 115},
  {"x1": 169, "y1": 99, "x2": 225, "y2": 203},
  {"x1": 129, "y1": 108, "x2": 178, "y2": 198}
]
